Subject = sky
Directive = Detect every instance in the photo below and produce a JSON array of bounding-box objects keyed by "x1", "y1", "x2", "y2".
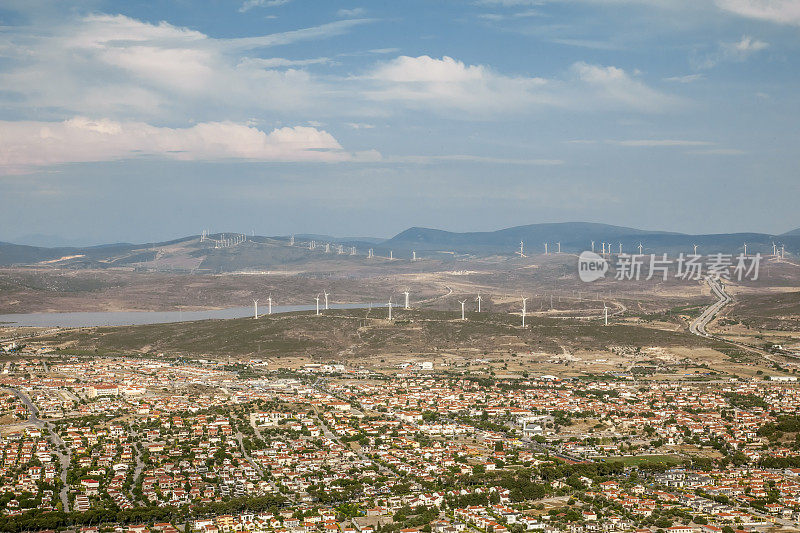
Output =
[{"x1": 0, "y1": 0, "x2": 799, "y2": 245}]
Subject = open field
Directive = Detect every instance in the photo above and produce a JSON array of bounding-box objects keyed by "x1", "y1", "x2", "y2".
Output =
[
  {"x1": 18, "y1": 306, "x2": 788, "y2": 380},
  {"x1": 0, "y1": 252, "x2": 728, "y2": 316}
]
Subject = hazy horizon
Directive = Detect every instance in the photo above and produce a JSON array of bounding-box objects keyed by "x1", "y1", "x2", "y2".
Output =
[{"x1": 4, "y1": 219, "x2": 799, "y2": 249}]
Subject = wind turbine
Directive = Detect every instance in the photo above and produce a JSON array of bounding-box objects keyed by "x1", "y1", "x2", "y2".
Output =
[
  {"x1": 412, "y1": 251, "x2": 417, "y2": 262},
  {"x1": 388, "y1": 299, "x2": 393, "y2": 321},
  {"x1": 602, "y1": 242, "x2": 606, "y2": 255},
  {"x1": 772, "y1": 242, "x2": 777, "y2": 256},
  {"x1": 476, "y1": 294, "x2": 482, "y2": 313},
  {"x1": 637, "y1": 242, "x2": 643, "y2": 255},
  {"x1": 267, "y1": 295, "x2": 272, "y2": 315},
  {"x1": 404, "y1": 290, "x2": 410, "y2": 310},
  {"x1": 603, "y1": 302, "x2": 608, "y2": 326},
  {"x1": 324, "y1": 291, "x2": 330, "y2": 310},
  {"x1": 743, "y1": 242, "x2": 748, "y2": 257},
  {"x1": 459, "y1": 300, "x2": 467, "y2": 321},
  {"x1": 521, "y1": 297, "x2": 528, "y2": 328},
  {"x1": 781, "y1": 244, "x2": 785, "y2": 259},
  {"x1": 557, "y1": 242, "x2": 561, "y2": 253},
  {"x1": 253, "y1": 299, "x2": 259, "y2": 319},
  {"x1": 544, "y1": 242, "x2": 548, "y2": 255},
  {"x1": 591, "y1": 240, "x2": 595, "y2": 253},
  {"x1": 315, "y1": 295, "x2": 320, "y2": 316},
  {"x1": 618, "y1": 242, "x2": 623, "y2": 254},
  {"x1": 693, "y1": 244, "x2": 699, "y2": 255},
  {"x1": 517, "y1": 241, "x2": 526, "y2": 258}
]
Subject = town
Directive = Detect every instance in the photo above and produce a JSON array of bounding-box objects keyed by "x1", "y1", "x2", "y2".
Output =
[{"x1": 1, "y1": 353, "x2": 799, "y2": 533}]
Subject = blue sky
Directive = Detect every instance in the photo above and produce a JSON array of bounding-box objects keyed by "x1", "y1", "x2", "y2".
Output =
[{"x1": 0, "y1": 0, "x2": 798, "y2": 245}]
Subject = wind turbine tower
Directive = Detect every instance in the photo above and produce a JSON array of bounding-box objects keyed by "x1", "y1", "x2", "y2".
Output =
[
  {"x1": 637, "y1": 242, "x2": 643, "y2": 255},
  {"x1": 557, "y1": 242, "x2": 561, "y2": 253},
  {"x1": 743, "y1": 243, "x2": 748, "y2": 256},
  {"x1": 517, "y1": 241, "x2": 526, "y2": 258},
  {"x1": 693, "y1": 244, "x2": 698, "y2": 255},
  {"x1": 368, "y1": 249, "x2": 374, "y2": 259},
  {"x1": 289, "y1": 234, "x2": 294, "y2": 246},
  {"x1": 267, "y1": 295, "x2": 272, "y2": 315},
  {"x1": 324, "y1": 291, "x2": 330, "y2": 310},
  {"x1": 591, "y1": 240, "x2": 595, "y2": 253},
  {"x1": 388, "y1": 300, "x2": 393, "y2": 321},
  {"x1": 773, "y1": 242, "x2": 777, "y2": 256},
  {"x1": 315, "y1": 295, "x2": 320, "y2": 316},
  {"x1": 459, "y1": 300, "x2": 467, "y2": 321},
  {"x1": 521, "y1": 297, "x2": 528, "y2": 328},
  {"x1": 603, "y1": 302, "x2": 608, "y2": 326},
  {"x1": 476, "y1": 294, "x2": 482, "y2": 313},
  {"x1": 389, "y1": 250, "x2": 393, "y2": 260},
  {"x1": 253, "y1": 299, "x2": 259, "y2": 319},
  {"x1": 618, "y1": 242, "x2": 622, "y2": 254},
  {"x1": 404, "y1": 290, "x2": 410, "y2": 310},
  {"x1": 544, "y1": 242, "x2": 548, "y2": 255},
  {"x1": 412, "y1": 251, "x2": 417, "y2": 262}
]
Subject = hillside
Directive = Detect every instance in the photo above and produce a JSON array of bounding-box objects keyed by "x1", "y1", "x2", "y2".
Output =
[
  {"x1": 2, "y1": 223, "x2": 798, "y2": 269},
  {"x1": 379, "y1": 223, "x2": 799, "y2": 256}
]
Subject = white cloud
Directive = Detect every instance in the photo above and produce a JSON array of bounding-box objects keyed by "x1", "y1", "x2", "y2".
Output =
[
  {"x1": 239, "y1": 0, "x2": 293, "y2": 13},
  {"x1": 725, "y1": 35, "x2": 769, "y2": 56},
  {"x1": 337, "y1": 8, "x2": 367, "y2": 17},
  {"x1": 364, "y1": 55, "x2": 552, "y2": 113},
  {"x1": 0, "y1": 14, "x2": 370, "y2": 121},
  {"x1": 364, "y1": 56, "x2": 677, "y2": 114},
  {"x1": 238, "y1": 57, "x2": 330, "y2": 68},
  {"x1": 693, "y1": 35, "x2": 769, "y2": 69},
  {"x1": 569, "y1": 62, "x2": 680, "y2": 112},
  {"x1": 664, "y1": 73, "x2": 704, "y2": 83},
  {"x1": 0, "y1": 118, "x2": 378, "y2": 174},
  {"x1": 714, "y1": 0, "x2": 800, "y2": 26}
]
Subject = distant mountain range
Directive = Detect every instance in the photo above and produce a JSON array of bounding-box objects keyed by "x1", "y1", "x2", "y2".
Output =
[
  {"x1": 0, "y1": 222, "x2": 797, "y2": 268},
  {"x1": 376, "y1": 222, "x2": 799, "y2": 256}
]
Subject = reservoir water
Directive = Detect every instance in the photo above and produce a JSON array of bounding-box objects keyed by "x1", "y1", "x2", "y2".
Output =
[{"x1": 0, "y1": 302, "x2": 385, "y2": 328}]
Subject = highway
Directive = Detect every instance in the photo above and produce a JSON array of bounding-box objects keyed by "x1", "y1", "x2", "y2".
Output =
[
  {"x1": 688, "y1": 277, "x2": 799, "y2": 368},
  {"x1": 689, "y1": 277, "x2": 732, "y2": 337}
]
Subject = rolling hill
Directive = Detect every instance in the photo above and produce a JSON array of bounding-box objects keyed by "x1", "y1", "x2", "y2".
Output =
[
  {"x1": 376, "y1": 222, "x2": 799, "y2": 256},
  {"x1": 1, "y1": 222, "x2": 798, "y2": 269}
]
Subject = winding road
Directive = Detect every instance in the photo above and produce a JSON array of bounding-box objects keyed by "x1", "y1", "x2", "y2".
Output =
[
  {"x1": 689, "y1": 277, "x2": 732, "y2": 337},
  {"x1": 687, "y1": 277, "x2": 799, "y2": 368}
]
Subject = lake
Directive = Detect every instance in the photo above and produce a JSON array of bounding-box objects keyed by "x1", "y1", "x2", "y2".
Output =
[{"x1": 0, "y1": 302, "x2": 387, "y2": 328}]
